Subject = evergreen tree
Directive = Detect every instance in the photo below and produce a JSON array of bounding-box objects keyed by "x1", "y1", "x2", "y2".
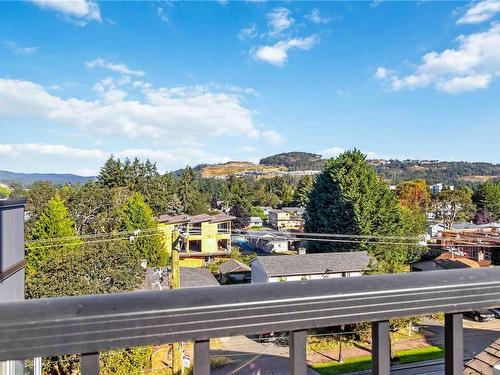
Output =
[
  {"x1": 229, "y1": 204, "x2": 251, "y2": 229},
  {"x1": 119, "y1": 193, "x2": 167, "y2": 266},
  {"x1": 26, "y1": 194, "x2": 80, "y2": 274},
  {"x1": 177, "y1": 167, "x2": 207, "y2": 214},
  {"x1": 97, "y1": 156, "x2": 126, "y2": 188},
  {"x1": 305, "y1": 150, "x2": 413, "y2": 273},
  {"x1": 294, "y1": 175, "x2": 314, "y2": 207},
  {"x1": 474, "y1": 181, "x2": 500, "y2": 220}
]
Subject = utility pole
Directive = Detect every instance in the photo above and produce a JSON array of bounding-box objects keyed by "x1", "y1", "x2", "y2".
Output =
[{"x1": 171, "y1": 235, "x2": 182, "y2": 375}]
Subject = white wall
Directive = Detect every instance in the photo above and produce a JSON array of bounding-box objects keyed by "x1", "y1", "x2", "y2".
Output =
[
  {"x1": 267, "y1": 271, "x2": 361, "y2": 283},
  {"x1": 251, "y1": 260, "x2": 269, "y2": 283}
]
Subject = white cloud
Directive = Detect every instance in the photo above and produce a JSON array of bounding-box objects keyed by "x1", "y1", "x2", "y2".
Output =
[
  {"x1": 0, "y1": 143, "x2": 231, "y2": 173},
  {"x1": 266, "y1": 7, "x2": 294, "y2": 37},
  {"x1": 374, "y1": 67, "x2": 388, "y2": 79},
  {"x1": 306, "y1": 9, "x2": 332, "y2": 24},
  {"x1": 253, "y1": 35, "x2": 318, "y2": 66},
  {"x1": 3, "y1": 41, "x2": 38, "y2": 55},
  {"x1": 242, "y1": 145, "x2": 257, "y2": 152},
  {"x1": 261, "y1": 130, "x2": 284, "y2": 145},
  {"x1": 375, "y1": 23, "x2": 500, "y2": 93},
  {"x1": 0, "y1": 77, "x2": 272, "y2": 142},
  {"x1": 238, "y1": 23, "x2": 258, "y2": 41},
  {"x1": 86, "y1": 58, "x2": 145, "y2": 77},
  {"x1": 157, "y1": 6, "x2": 169, "y2": 23},
  {"x1": 457, "y1": 0, "x2": 500, "y2": 24},
  {"x1": 318, "y1": 147, "x2": 345, "y2": 159},
  {"x1": 0, "y1": 143, "x2": 105, "y2": 159},
  {"x1": 30, "y1": 0, "x2": 101, "y2": 24},
  {"x1": 436, "y1": 74, "x2": 492, "y2": 93}
]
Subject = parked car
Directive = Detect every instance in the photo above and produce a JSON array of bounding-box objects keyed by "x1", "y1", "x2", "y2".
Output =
[
  {"x1": 489, "y1": 308, "x2": 500, "y2": 319},
  {"x1": 464, "y1": 310, "x2": 495, "y2": 322}
]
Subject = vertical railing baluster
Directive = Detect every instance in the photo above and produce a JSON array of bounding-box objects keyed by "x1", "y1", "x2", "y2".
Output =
[
  {"x1": 289, "y1": 330, "x2": 307, "y2": 375},
  {"x1": 80, "y1": 352, "x2": 99, "y2": 375},
  {"x1": 194, "y1": 339, "x2": 210, "y2": 375},
  {"x1": 445, "y1": 313, "x2": 463, "y2": 375},
  {"x1": 372, "y1": 321, "x2": 390, "y2": 375}
]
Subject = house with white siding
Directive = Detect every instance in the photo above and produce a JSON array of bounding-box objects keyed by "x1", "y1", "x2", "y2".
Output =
[{"x1": 251, "y1": 251, "x2": 372, "y2": 283}]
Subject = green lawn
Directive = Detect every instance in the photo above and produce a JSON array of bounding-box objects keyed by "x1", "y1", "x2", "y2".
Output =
[{"x1": 311, "y1": 346, "x2": 444, "y2": 375}]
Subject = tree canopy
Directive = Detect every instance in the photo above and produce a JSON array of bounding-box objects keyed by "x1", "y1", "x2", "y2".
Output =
[
  {"x1": 305, "y1": 150, "x2": 424, "y2": 273},
  {"x1": 119, "y1": 193, "x2": 167, "y2": 267}
]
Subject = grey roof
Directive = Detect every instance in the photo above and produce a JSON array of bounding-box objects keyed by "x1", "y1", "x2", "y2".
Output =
[
  {"x1": 464, "y1": 338, "x2": 500, "y2": 375},
  {"x1": 218, "y1": 259, "x2": 251, "y2": 275},
  {"x1": 143, "y1": 267, "x2": 219, "y2": 290},
  {"x1": 180, "y1": 267, "x2": 220, "y2": 288},
  {"x1": 253, "y1": 251, "x2": 372, "y2": 277}
]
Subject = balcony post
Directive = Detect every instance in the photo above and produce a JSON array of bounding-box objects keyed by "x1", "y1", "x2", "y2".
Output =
[
  {"x1": 194, "y1": 339, "x2": 210, "y2": 375},
  {"x1": 289, "y1": 330, "x2": 307, "y2": 375},
  {"x1": 445, "y1": 313, "x2": 463, "y2": 375},
  {"x1": 80, "y1": 352, "x2": 99, "y2": 375},
  {"x1": 372, "y1": 321, "x2": 390, "y2": 375}
]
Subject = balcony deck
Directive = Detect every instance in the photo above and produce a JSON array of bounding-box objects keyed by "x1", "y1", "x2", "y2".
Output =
[{"x1": 1, "y1": 267, "x2": 500, "y2": 374}]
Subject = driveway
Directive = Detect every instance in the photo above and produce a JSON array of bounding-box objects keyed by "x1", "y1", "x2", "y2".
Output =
[
  {"x1": 422, "y1": 317, "x2": 500, "y2": 358},
  {"x1": 211, "y1": 335, "x2": 321, "y2": 375}
]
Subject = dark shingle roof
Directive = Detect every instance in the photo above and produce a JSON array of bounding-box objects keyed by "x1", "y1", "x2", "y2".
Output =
[
  {"x1": 158, "y1": 213, "x2": 235, "y2": 224},
  {"x1": 253, "y1": 251, "x2": 371, "y2": 277},
  {"x1": 218, "y1": 259, "x2": 251, "y2": 275},
  {"x1": 464, "y1": 338, "x2": 500, "y2": 375},
  {"x1": 143, "y1": 267, "x2": 219, "y2": 290}
]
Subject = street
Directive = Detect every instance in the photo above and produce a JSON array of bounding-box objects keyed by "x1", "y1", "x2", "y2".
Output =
[{"x1": 209, "y1": 318, "x2": 500, "y2": 375}]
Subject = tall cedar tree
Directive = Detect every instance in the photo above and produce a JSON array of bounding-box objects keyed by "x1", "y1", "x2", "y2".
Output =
[
  {"x1": 229, "y1": 203, "x2": 251, "y2": 229},
  {"x1": 305, "y1": 150, "x2": 414, "y2": 273},
  {"x1": 26, "y1": 194, "x2": 80, "y2": 274},
  {"x1": 473, "y1": 181, "x2": 500, "y2": 220},
  {"x1": 97, "y1": 156, "x2": 126, "y2": 188},
  {"x1": 294, "y1": 175, "x2": 314, "y2": 207},
  {"x1": 119, "y1": 193, "x2": 168, "y2": 267},
  {"x1": 177, "y1": 167, "x2": 207, "y2": 215}
]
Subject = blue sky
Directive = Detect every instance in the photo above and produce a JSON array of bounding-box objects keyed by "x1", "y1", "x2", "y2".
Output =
[{"x1": 1, "y1": 0, "x2": 500, "y2": 175}]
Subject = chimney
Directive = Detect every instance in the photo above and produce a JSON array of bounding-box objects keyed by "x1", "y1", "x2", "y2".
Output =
[{"x1": 0, "y1": 199, "x2": 26, "y2": 302}]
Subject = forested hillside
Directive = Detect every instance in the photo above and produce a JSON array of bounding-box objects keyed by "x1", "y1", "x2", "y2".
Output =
[{"x1": 259, "y1": 152, "x2": 325, "y2": 170}]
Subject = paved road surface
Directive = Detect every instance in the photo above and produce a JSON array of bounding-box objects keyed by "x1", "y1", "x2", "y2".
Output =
[
  {"x1": 211, "y1": 319, "x2": 500, "y2": 374},
  {"x1": 211, "y1": 335, "x2": 321, "y2": 375}
]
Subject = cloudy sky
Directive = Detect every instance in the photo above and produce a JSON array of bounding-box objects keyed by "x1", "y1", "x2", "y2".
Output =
[{"x1": 1, "y1": 0, "x2": 500, "y2": 175}]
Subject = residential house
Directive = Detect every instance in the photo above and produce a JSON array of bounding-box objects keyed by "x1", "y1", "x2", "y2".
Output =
[
  {"x1": 218, "y1": 259, "x2": 251, "y2": 284},
  {"x1": 281, "y1": 207, "x2": 306, "y2": 216},
  {"x1": 247, "y1": 233, "x2": 289, "y2": 253},
  {"x1": 158, "y1": 213, "x2": 235, "y2": 267},
  {"x1": 428, "y1": 222, "x2": 499, "y2": 262},
  {"x1": 251, "y1": 251, "x2": 372, "y2": 283},
  {"x1": 411, "y1": 251, "x2": 491, "y2": 272},
  {"x1": 143, "y1": 267, "x2": 220, "y2": 290},
  {"x1": 268, "y1": 209, "x2": 304, "y2": 231},
  {"x1": 249, "y1": 216, "x2": 263, "y2": 228}
]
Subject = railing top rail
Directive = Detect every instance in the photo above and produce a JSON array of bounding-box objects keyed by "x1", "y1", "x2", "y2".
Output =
[{"x1": 1, "y1": 267, "x2": 500, "y2": 361}]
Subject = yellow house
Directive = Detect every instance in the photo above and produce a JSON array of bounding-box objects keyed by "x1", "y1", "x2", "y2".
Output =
[{"x1": 158, "y1": 213, "x2": 235, "y2": 267}]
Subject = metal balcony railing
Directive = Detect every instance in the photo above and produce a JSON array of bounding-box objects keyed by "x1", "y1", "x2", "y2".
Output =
[{"x1": 1, "y1": 267, "x2": 500, "y2": 375}]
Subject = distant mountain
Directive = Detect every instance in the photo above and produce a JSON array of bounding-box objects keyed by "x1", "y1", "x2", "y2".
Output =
[
  {"x1": 259, "y1": 152, "x2": 325, "y2": 171},
  {"x1": 0, "y1": 170, "x2": 94, "y2": 185}
]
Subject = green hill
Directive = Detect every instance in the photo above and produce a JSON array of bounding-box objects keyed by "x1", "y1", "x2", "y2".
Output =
[{"x1": 259, "y1": 152, "x2": 325, "y2": 171}]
